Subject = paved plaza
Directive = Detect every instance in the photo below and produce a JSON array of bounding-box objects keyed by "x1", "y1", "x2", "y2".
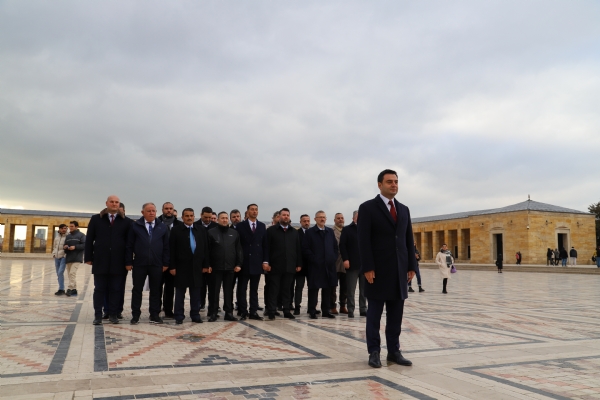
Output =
[{"x1": 1, "y1": 259, "x2": 600, "y2": 399}]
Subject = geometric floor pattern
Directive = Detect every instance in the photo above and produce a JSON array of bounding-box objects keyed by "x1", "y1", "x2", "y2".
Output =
[{"x1": 1, "y1": 258, "x2": 600, "y2": 400}]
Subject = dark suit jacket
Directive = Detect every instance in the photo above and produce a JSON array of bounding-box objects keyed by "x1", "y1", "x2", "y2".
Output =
[
  {"x1": 339, "y1": 222, "x2": 360, "y2": 271},
  {"x1": 84, "y1": 210, "x2": 132, "y2": 275},
  {"x1": 358, "y1": 195, "x2": 416, "y2": 300},
  {"x1": 126, "y1": 217, "x2": 170, "y2": 268},
  {"x1": 169, "y1": 224, "x2": 209, "y2": 288},
  {"x1": 195, "y1": 221, "x2": 218, "y2": 231},
  {"x1": 236, "y1": 219, "x2": 267, "y2": 275},
  {"x1": 302, "y1": 226, "x2": 338, "y2": 289},
  {"x1": 264, "y1": 225, "x2": 303, "y2": 274},
  {"x1": 296, "y1": 228, "x2": 309, "y2": 276}
]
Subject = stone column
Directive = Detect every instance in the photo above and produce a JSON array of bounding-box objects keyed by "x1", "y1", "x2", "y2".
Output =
[
  {"x1": 2, "y1": 222, "x2": 11, "y2": 253},
  {"x1": 25, "y1": 223, "x2": 34, "y2": 253},
  {"x1": 432, "y1": 230, "x2": 440, "y2": 260},
  {"x1": 421, "y1": 231, "x2": 430, "y2": 260}
]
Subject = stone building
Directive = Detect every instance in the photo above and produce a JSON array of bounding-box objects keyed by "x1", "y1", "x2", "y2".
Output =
[{"x1": 412, "y1": 199, "x2": 596, "y2": 265}]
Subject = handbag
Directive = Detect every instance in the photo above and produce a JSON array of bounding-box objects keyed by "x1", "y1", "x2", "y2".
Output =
[{"x1": 450, "y1": 265, "x2": 457, "y2": 273}]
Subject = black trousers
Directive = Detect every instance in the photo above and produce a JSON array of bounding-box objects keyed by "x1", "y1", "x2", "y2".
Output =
[
  {"x1": 131, "y1": 265, "x2": 163, "y2": 318},
  {"x1": 102, "y1": 271, "x2": 128, "y2": 315},
  {"x1": 174, "y1": 286, "x2": 201, "y2": 321},
  {"x1": 266, "y1": 273, "x2": 294, "y2": 314},
  {"x1": 236, "y1": 273, "x2": 261, "y2": 314},
  {"x1": 200, "y1": 272, "x2": 212, "y2": 308},
  {"x1": 366, "y1": 298, "x2": 404, "y2": 354},
  {"x1": 209, "y1": 270, "x2": 234, "y2": 315},
  {"x1": 290, "y1": 274, "x2": 306, "y2": 310},
  {"x1": 94, "y1": 273, "x2": 127, "y2": 318},
  {"x1": 330, "y1": 272, "x2": 347, "y2": 307},
  {"x1": 308, "y1": 287, "x2": 332, "y2": 314},
  {"x1": 161, "y1": 269, "x2": 175, "y2": 315}
]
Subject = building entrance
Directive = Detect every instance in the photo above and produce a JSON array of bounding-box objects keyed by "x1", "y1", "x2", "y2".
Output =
[{"x1": 493, "y1": 233, "x2": 503, "y2": 260}]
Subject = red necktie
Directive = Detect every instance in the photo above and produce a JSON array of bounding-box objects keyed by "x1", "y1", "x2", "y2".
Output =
[
  {"x1": 283, "y1": 227, "x2": 287, "y2": 232},
  {"x1": 388, "y1": 200, "x2": 397, "y2": 223},
  {"x1": 110, "y1": 215, "x2": 115, "y2": 226}
]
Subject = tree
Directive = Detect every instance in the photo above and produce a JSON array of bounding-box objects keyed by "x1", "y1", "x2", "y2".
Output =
[{"x1": 589, "y1": 201, "x2": 600, "y2": 247}]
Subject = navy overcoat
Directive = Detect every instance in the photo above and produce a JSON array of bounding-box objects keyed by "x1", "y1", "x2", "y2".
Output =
[
  {"x1": 302, "y1": 226, "x2": 338, "y2": 289},
  {"x1": 236, "y1": 219, "x2": 267, "y2": 275},
  {"x1": 357, "y1": 195, "x2": 416, "y2": 300}
]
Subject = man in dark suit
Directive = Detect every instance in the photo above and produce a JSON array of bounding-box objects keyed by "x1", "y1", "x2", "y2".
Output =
[
  {"x1": 169, "y1": 208, "x2": 209, "y2": 324},
  {"x1": 358, "y1": 169, "x2": 416, "y2": 368},
  {"x1": 340, "y1": 210, "x2": 366, "y2": 318},
  {"x1": 235, "y1": 203, "x2": 267, "y2": 321},
  {"x1": 126, "y1": 203, "x2": 170, "y2": 325},
  {"x1": 196, "y1": 206, "x2": 218, "y2": 311},
  {"x1": 290, "y1": 214, "x2": 310, "y2": 315},
  {"x1": 85, "y1": 195, "x2": 132, "y2": 325},
  {"x1": 302, "y1": 211, "x2": 338, "y2": 319},
  {"x1": 263, "y1": 208, "x2": 302, "y2": 320},
  {"x1": 158, "y1": 201, "x2": 183, "y2": 319}
]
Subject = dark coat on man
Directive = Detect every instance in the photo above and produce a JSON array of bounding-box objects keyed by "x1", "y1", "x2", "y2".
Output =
[
  {"x1": 264, "y1": 225, "x2": 303, "y2": 274},
  {"x1": 339, "y1": 222, "x2": 360, "y2": 271},
  {"x1": 302, "y1": 226, "x2": 338, "y2": 289},
  {"x1": 196, "y1": 221, "x2": 218, "y2": 231},
  {"x1": 357, "y1": 196, "x2": 416, "y2": 300},
  {"x1": 295, "y1": 228, "x2": 309, "y2": 276},
  {"x1": 126, "y1": 217, "x2": 170, "y2": 267},
  {"x1": 84, "y1": 209, "x2": 132, "y2": 275},
  {"x1": 570, "y1": 248, "x2": 577, "y2": 258},
  {"x1": 236, "y1": 219, "x2": 267, "y2": 275},
  {"x1": 158, "y1": 214, "x2": 184, "y2": 232},
  {"x1": 169, "y1": 223, "x2": 209, "y2": 288},
  {"x1": 207, "y1": 226, "x2": 243, "y2": 271},
  {"x1": 65, "y1": 229, "x2": 86, "y2": 264}
]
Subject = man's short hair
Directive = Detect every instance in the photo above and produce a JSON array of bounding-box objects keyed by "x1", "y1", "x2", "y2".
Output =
[
  {"x1": 162, "y1": 202, "x2": 173, "y2": 208},
  {"x1": 58, "y1": 224, "x2": 67, "y2": 229},
  {"x1": 218, "y1": 211, "x2": 228, "y2": 217},
  {"x1": 212, "y1": 212, "x2": 217, "y2": 216},
  {"x1": 280, "y1": 208, "x2": 290, "y2": 214},
  {"x1": 247, "y1": 203, "x2": 258, "y2": 210},
  {"x1": 334, "y1": 213, "x2": 343, "y2": 218},
  {"x1": 119, "y1": 202, "x2": 125, "y2": 210},
  {"x1": 300, "y1": 214, "x2": 309, "y2": 220},
  {"x1": 142, "y1": 202, "x2": 156, "y2": 210},
  {"x1": 377, "y1": 169, "x2": 398, "y2": 183},
  {"x1": 69, "y1": 221, "x2": 79, "y2": 227},
  {"x1": 272, "y1": 211, "x2": 280, "y2": 218},
  {"x1": 201, "y1": 206, "x2": 213, "y2": 215},
  {"x1": 315, "y1": 210, "x2": 325, "y2": 217},
  {"x1": 353, "y1": 210, "x2": 358, "y2": 217},
  {"x1": 182, "y1": 207, "x2": 194, "y2": 215},
  {"x1": 230, "y1": 209, "x2": 240, "y2": 215},
  {"x1": 173, "y1": 209, "x2": 177, "y2": 213}
]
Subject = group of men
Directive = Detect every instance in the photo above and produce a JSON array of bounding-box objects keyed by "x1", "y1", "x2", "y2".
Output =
[{"x1": 81, "y1": 169, "x2": 417, "y2": 368}]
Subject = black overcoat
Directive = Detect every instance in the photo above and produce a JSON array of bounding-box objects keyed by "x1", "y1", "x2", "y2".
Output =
[
  {"x1": 302, "y1": 226, "x2": 338, "y2": 289},
  {"x1": 264, "y1": 225, "x2": 303, "y2": 274},
  {"x1": 169, "y1": 224, "x2": 209, "y2": 288},
  {"x1": 84, "y1": 209, "x2": 132, "y2": 275},
  {"x1": 339, "y1": 222, "x2": 360, "y2": 271},
  {"x1": 357, "y1": 195, "x2": 416, "y2": 300},
  {"x1": 296, "y1": 228, "x2": 308, "y2": 276},
  {"x1": 236, "y1": 219, "x2": 267, "y2": 275}
]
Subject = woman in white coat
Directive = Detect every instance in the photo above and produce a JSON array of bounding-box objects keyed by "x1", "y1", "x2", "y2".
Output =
[{"x1": 435, "y1": 244, "x2": 453, "y2": 294}]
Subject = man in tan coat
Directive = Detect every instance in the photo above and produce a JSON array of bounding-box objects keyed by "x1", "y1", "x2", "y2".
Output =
[
  {"x1": 52, "y1": 224, "x2": 68, "y2": 296},
  {"x1": 330, "y1": 213, "x2": 348, "y2": 314}
]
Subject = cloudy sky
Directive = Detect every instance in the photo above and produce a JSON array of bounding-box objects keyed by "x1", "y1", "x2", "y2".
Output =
[{"x1": 1, "y1": 0, "x2": 599, "y2": 224}]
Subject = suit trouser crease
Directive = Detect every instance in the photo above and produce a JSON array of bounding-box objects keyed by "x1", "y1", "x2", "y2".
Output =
[
  {"x1": 236, "y1": 273, "x2": 261, "y2": 314},
  {"x1": 290, "y1": 274, "x2": 306, "y2": 309},
  {"x1": 266, "y1": 273, "x2": 294, "y2": 314},
  {"x1": 308, "y1": 287, "x2": 332, "y2": 313},
  {"x1": 330, "y1": 272, "x2": 347, "y2": 307},
  {"x1": 94, "y1": 273, "x2": 127, "y2": 318},
  {"x1": 365, "y1": 298, "x2": 405, "y2": 354},
  {"x1": 131, "y1": 265, "x2": 163, "y2": 318},
  {"x1": 174, "y1": 286, "x2": 201, "y2": 321}
]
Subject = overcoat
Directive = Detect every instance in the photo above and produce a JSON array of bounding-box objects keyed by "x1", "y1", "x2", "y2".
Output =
[
  {"x1": 296, "y1": 228, "x2": 309, "y2": 276},
  {"x1": 302, "y1": 226, "x2": 338, "y2": 289},
  {"x1": 125, "y1": 217, "x2": 170, "y2": 268},
  {"x1": 169, "y1": 223, "x2": 209, "y2": 288},
  {"x1": 264, "y1": 225, "x2": 303, "y2": 274},
  {"x1": 339, "y1": 222, "x2": 360, "y2": 271},
  {"x1": 236, "y1": 219, "x2": 267, "y2": 275},
  {"x1": 435, "y1": 251, "x2": 453, "y2": 279},
  {"x1": 84, "y1": 209, "x2": 132, "y2": 275},
  {"x1": 357, "y1": 195, "x2": 416, "y2": 300}
]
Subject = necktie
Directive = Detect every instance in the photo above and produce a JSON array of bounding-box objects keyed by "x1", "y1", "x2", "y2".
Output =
[
  {"x1": 190, "y1": 228, "x2": 196, "y2": 254},
  {"x1": 252, "y1": 222, "x2": 256, "y2": 233},
  {"x1": 388, "y1": 200, "x2": 397, "y2": 223},
  {"x1": 283, "y1": 227, "x2": 287, "y2": 232},
  {"x1": 110, "y1": 215, "x2": 115, "y2": 226},
  {"x1": 148, "y1": 222, "x2": 153, "y2": 239}
]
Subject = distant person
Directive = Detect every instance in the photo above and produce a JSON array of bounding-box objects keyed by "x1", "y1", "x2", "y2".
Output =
[
  {"x1": 546, "y1": 248, "x2": 553, "y2": 266},
  {"x1": 569, "y1": 247, "x2": 577, "y2": 266},
  {"x1": 303, "y1": 211, "x2": 337, "y2": 319},
  {"x1": 63, "y1": 221, "x2": 86, "y2": 297},
  {"x1": 553, "y1": 248, "x2": 560, "y2": 266},
  {"x1": 436, "y1": 244, "x2": 453, "y2": 293},
  {"x1": 290, "y1": 214, "x2": 310, "y2": 315},
  {"x1": 157, "y1": 202, "x2": 183, "y2": 319},
  {"x1": 515, "y1": 251, "x2": 522, "y2": 265},
  {"x1": 52, "y1": 224, "x2": 68, "y2": 296},
  {"x1": 85, "y1": 195, "x2": 132, "y2": 325},
  {"x1": 207, "y1": 212, "x2": 243, "y2": 322},
  {"x1": 496, "y1": 253, "x2": 503, "y2": 273},
  {"x1": 408, "y1": 242, "x2": 425, "y2": 293},
  {"x1": 339, "y1": 210, "x2": 367, "y2": 318},
  {"x1": 229, "y1": 209, "x2": 242, "y2": 228},
  {"x1": 169, "y1": 208, "x2": 209, "y2": 324},
  {"x1": 271, "y1": 211, "x2": 280, "y2": 226},
  {"x1": 173, "y1": 209, "x2": 178, "y2": 219},
  {"x1": 330, "y1": 213, "x2": 347, "y2": 315},
  {"x1": 197, "y1": 206, "x2": 218, "y2": 311},
  {"x1": 559, "y1": 247, "x2": 568, "y2": 267},
  {"x1": 596, "y1": 246, "x2": 600, "y2": 268},
  {"x1": 211, "y1": 212, "x2": 218, "y2": 223},
  {"x1": 126, "y1": 203, "x2": 170, "y2": 325}
]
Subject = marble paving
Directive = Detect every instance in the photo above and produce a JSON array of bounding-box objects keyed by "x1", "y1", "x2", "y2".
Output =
[{"x1": 1, "y1": 258, "x2": 600, "y2": 399}]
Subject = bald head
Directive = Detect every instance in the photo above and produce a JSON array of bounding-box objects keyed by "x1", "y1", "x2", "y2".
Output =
[{"x1": 106, "y1": 195, "x2": 120, "y2": 213}]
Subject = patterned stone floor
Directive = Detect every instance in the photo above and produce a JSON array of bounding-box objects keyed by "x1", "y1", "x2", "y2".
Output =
[{"x1": 1, "y1": 259, "x2": 600, "y2": 399}]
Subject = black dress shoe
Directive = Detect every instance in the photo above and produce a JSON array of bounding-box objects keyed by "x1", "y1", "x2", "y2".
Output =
[
  {"x1": 369, "y1": 351, "x2": 382, "y2": 368},
  {"x1": 248, "y1": 313, "x2": 263, "y2": 321},
  {"x1": 55, "y1": 290, "x2": 65, "y2": 296},
  {"x1": 293, "y1": 308, "x2": 300, "y2": 315},
  {"x1": 149, "y1": 315, "x2": 164, "y2": 324},
  {"x1": 408, "y1": 286, "x2": 415, "y2": 292},
  {"x1": 191, "y1": 318, "x2": 203, "y2": 323},
  {"x1": 130, "y1": 317, "x2": 139, "y2": 325},
  {"x1": 348, "y1": 312, "x2": 354, "y2": 318},
  {"x1": 309, "y1": 313, "x2": 318, "y2": 319},
  {"x1": 176, "y1": 320, "x2": 183, "y2": 325},
  {"x1": 117, "y1": 314, "x2": 123, "y2": 320},
  {"x1": 268, "y1": 313, "x2": 276, "y2": 321},
  {"x1": 322, "y1": 312, "x2": 336, "y2": 319},
  {"x1": 109, "y1": 315, "x2": 119, "y2": 324},
  {"x1": 65, "y1": 289, "x2": 72, "y2": 296},
  {"x1": 224, "y1": 313, "x2": 238, "y2": 321},
  {"x1": 386, "y1": 351, "x2": 412, "y2": 366},
  {"x1": 419, "y1": 287, "x2": 425, "y2": 292},
  {"x1": 208, "y1": 315, "x2": 218, "y2": 322},
  {"x1": 102, "y1": 314, "x2": 109, "y2": 320},
  {"x1": 283, "y1": 311, "x2": 295, "y2": 319},
  {"x1": 274, "y1": 311, "x2": 281, "y2": 317},
  {"x1": 163, "y1": 312, "x2": 175, "y2": 319},
  {"x1": 93, "y1": 318, "x2": 102, "y2": 325},
  {"x1": 239, "y1": 313, "x2": 247, "y2": 321},
  {"x1": 70, "y1": 289, "x2": 78, "y2": 296},
  {"x1": 360, "y1": 311, "x2": 367, "y2": 317}
]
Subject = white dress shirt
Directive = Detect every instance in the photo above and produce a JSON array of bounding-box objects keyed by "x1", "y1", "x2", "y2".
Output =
[
  {"x1": 380, "y1": 194, "x2": 395, "y2": 211},
  {"x1": 145, "y1": 220, "x2": 155, "y2": 234}
]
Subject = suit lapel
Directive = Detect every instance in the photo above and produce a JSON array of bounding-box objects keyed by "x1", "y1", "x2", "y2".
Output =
[
  {"x1": 394, "y1": 199, "x2": 403, "y2": 233},
  {"x1": 375, "y1": 196, "x2": 396, "y2": 227}
]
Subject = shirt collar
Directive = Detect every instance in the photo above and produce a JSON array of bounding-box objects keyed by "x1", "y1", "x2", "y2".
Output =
[
  {"x1": 380, "y1": 194, "x2": 395, "y2": 204},
  {"x1": 279, "y1": 224, "x2": 289, "y2": 230},
  {"x1": 185, "y1": 224, "x2": 193, "y2": 228}
]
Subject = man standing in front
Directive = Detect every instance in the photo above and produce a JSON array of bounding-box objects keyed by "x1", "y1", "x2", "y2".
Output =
[
  {"x1": 340, "y1": 211, "x2": 367, "y2": 318},
  {"x1": 263, "y1": 208, "x2": 302, "y2": 320},
  {"x1": 236, "y1": 204, "x2": 267, "y2": 321},
  {"x1": 303, "y1": 211, "x2": 338, "y2": 319},
  {"x1": 330, "y1": 213, "x2": 348, "y2": 315},
  {"x1": 157, "y1": 202, "x2": 182, "y2": 319},
  {"x1": 290, "y1": 214, "x2": 310, "y2": 315},
  {"x1": 358, "y1": 169, "x2": 416, "y2": 368},
  {"x1": 52, "y1": 224, "x2": 68, "y2": 296},
  {"x1": 126, "y1": 203, "x2": 170, "y2": 325},
  {"x1": 197, "y1": 207, "x2": 218, "y2": 311},
  {"x1": 64, "y1": 221, "x2": 86, "y2": 297},
  {"x1": 85, "y1": 195, "x2": 132, "y2": 325}
]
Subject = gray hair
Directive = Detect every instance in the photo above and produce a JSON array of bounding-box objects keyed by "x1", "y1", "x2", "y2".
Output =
[
  {"x1": 315, "y1": 210, "x2": 326, "y2": 217},
  {"x1": 142, "y1": 202, "x2": 156, "y2": 210},
  {"x1": 353, "y1": 210, "x2": 358, "y2": 217}
]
